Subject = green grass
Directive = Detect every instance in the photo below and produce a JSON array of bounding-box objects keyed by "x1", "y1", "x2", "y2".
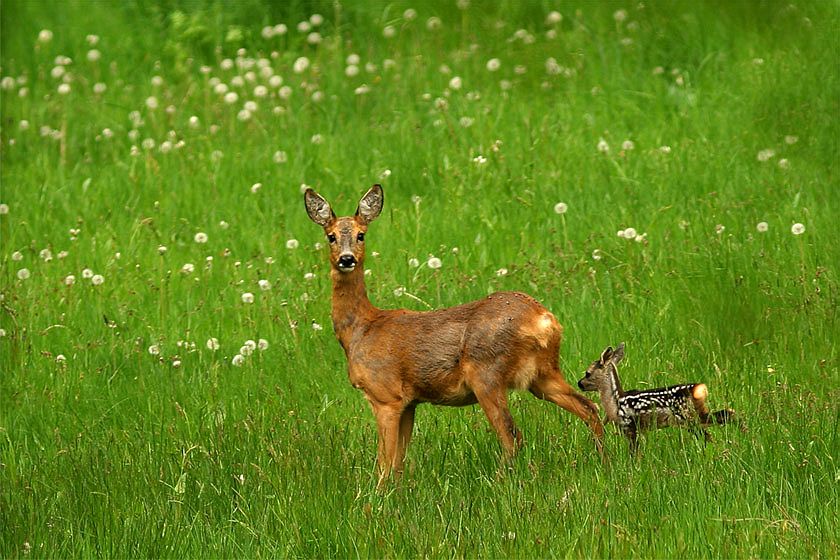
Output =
[{"x1": 1, "y1": 0, "x2": 838, "y2": 557}]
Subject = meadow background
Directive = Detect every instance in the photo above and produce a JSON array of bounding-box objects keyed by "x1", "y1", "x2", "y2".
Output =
[{"x1": 1, "y1": 0, "x2": 838, "y2": 557}]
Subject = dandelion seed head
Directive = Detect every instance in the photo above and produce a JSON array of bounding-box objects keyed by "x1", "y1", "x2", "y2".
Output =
[
  {"x1": 241, "y1": 292, "x2": 254, "y2": 304},
  {"x1": 791, "y1": 223, "x2": 805, "y2": 235},
  {"x1": 756, "y1": 222, "x2": 769, "y2": 233},
  {"x1": 554, "y1": 202, "x2": 568, "y2": 214},
  {"x1": 486, "y1": 58, "x2": 501, "y2": 72},
  {"x1": 38, "y1": 29, "x2": 53, "y2": 43},
  {"x1": 82, "y1": 268, "x2": 94, "y2": 279},
  {"x1": 546, "y1": 11, "x2": 563, "y2": 24},
  {"x1": 148, "y1": 344, "x2": 161, "y2": 356},
  {"x1": 286, "y1": 239, "x2": 299, "y2": 250},
  {"x1": 91, "y1": 274, "x2": 104, "y2": 286},
  {"x1": 232, "y1": 354, "x2": 245, "y2": 366},
  {"x1": 293, "y1": 57, "x2": 310, "y2": 74},
  {"x1": 597, "y1": 138, "x2": 610, "y2": 153},
  {"x1": 757, "y1": 149, "x2": 775, "y2": 162},
  {"x1": 17, "y1": 268, "x2": 31, "y2": 280},
  {"x1": 427, "y1": 256, "x2": 442, "y2": 269},
  {"x1": 258, "y1": 338, "x2": 269, "y2": 351},
  {"x1": 206, "y1": 337, "x2": 220, "y2": 351}
]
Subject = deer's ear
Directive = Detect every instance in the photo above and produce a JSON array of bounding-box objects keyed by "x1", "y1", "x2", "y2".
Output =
[
  {"x1": 304, "y1": 189, "x2": 335, "y2": 227},
  {"x1": 600, "y1": 346, "x2": 613, "y2": 364},
  {"x1": 612, "y1": 343, "x2": 625, "y2": 364},
  {"x1": 356, "y1": 184, "x2": 383, "y2": 225}
]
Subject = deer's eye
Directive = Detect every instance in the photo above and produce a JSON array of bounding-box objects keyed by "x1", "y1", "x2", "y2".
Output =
[
  {"x1": 356, "y1": 232, "x2": 365, "y2": 242},
  {"x1": 327, "y1": 233, "x2": 337, "y2": 244}
]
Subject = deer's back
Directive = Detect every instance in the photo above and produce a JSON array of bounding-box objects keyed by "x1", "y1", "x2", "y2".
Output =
[{"x1": 346, "y1": 291, "x2": 562, "y2": 405}]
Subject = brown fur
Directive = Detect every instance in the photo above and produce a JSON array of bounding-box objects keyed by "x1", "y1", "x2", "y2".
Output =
[{"x1": 305, "y1": 185, "x2": 605, "y2": 483}]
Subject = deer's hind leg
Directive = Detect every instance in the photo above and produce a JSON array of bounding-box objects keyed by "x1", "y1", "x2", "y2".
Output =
[
  {"x1": 464, "y1": 361, "x2": 523, "y2": 460},
  {"x1": 529, "y1": 370, "x2": 605, "y2": 455}
]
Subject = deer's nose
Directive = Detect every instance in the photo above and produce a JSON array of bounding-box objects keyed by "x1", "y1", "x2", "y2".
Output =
[
  {"x1": 337, "y1": 254, "x2": 357, "y2": 270},
  {"x1": 578, "y1": 379, "x2": 585, "y2": 390}
]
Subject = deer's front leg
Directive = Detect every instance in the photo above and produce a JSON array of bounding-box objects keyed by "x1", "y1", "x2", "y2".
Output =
[
  {"x1": 395, "y1": 405, "x2": 416, "y2": 476},
  {"x1": 372, "y1": 403, "x2": 402, "y2": 485}
]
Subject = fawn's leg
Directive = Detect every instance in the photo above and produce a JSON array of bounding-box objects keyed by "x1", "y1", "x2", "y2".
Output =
[
  {"x1": 530, "y1": 371, "x2": 605, "y2": 455},
  {"x1": 626, "y1": 426, "x2": 640, "y2": 456}
]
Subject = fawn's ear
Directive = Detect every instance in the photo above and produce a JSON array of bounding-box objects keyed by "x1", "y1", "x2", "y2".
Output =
[
  {"x1": 304, "y1": 189, "x2": 335, "y2": 227},
  {"x1": 355, "y1": 184, "x2": 384, "y2": 225},
  {"x1": 612, "y1": 343, "x2": 626, "y2": 364},
  {"x1": 600, "y1": 346, "x2": 613, "y2": 364}
]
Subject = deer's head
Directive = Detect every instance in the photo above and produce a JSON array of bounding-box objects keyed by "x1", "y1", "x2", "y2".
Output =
[
  {"x1": 304, "y1": 185, "x2": 383, "y2": 273},
  {"x1": 578, "y1": 343, "x2": 625, "y2": 391}
]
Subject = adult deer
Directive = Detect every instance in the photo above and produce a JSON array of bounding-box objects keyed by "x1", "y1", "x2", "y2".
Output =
[{"x1": 304, "y1": 185, "x2": 604, "y2": 483}]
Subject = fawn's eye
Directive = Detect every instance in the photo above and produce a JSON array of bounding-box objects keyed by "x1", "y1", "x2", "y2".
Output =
[
  {"x1": 356, "y1": 232, "x2": 365, "y2": 242},
  {"x1": 327, "y1": 233, "x2": 337, "y2": 244}
]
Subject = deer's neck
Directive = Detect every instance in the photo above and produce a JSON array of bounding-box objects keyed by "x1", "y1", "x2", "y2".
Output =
[
  {"x1": 599, "y1": 365, "x2": 625, "y2": 423},
  {"x1": 330, "y1": 265, "x2": 376, "y2": 353}
]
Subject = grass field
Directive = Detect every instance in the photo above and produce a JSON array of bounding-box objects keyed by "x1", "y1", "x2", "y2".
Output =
[{"x1": 1, "y1": 0, "x2": 838, "y2": 557}]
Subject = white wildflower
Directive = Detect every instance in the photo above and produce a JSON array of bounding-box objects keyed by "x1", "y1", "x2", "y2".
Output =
[
  {"x1": 206, "y1": 338, "x2": 220, "y2": 351},
  {"x1": 791, "y1": 223, "x2": 805, "y2": 235},
  {"x1": 597, "y1": 138, "x2": 610, "y2": 153},
  {"x1": 427, "y1": 256, "x2": 442, "y2": 269},
  {"x1": 554, "y1": 202, "x2": 568, "y2": 214}
]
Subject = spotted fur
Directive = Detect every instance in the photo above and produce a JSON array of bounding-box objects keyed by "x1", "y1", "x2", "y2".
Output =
[{"x1": 578, "y1": 343, "x2": 735, "y2": 453}]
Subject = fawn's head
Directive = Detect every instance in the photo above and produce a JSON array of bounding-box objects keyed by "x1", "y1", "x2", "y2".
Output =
[
  {"x1": 304, "y1": 185, "x2": 384, "y2": 273},
  {"x1": 578, "y1": 343, "x2": 625, "y2": 391}
]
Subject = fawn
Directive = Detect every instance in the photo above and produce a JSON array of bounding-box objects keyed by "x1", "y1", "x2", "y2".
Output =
[
  {"x1": 578, "y1": 343, "x2": 735, "y2": 453},
  {"x1": 304, "y1": 185, "x2": 604, "y2": 483}
]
